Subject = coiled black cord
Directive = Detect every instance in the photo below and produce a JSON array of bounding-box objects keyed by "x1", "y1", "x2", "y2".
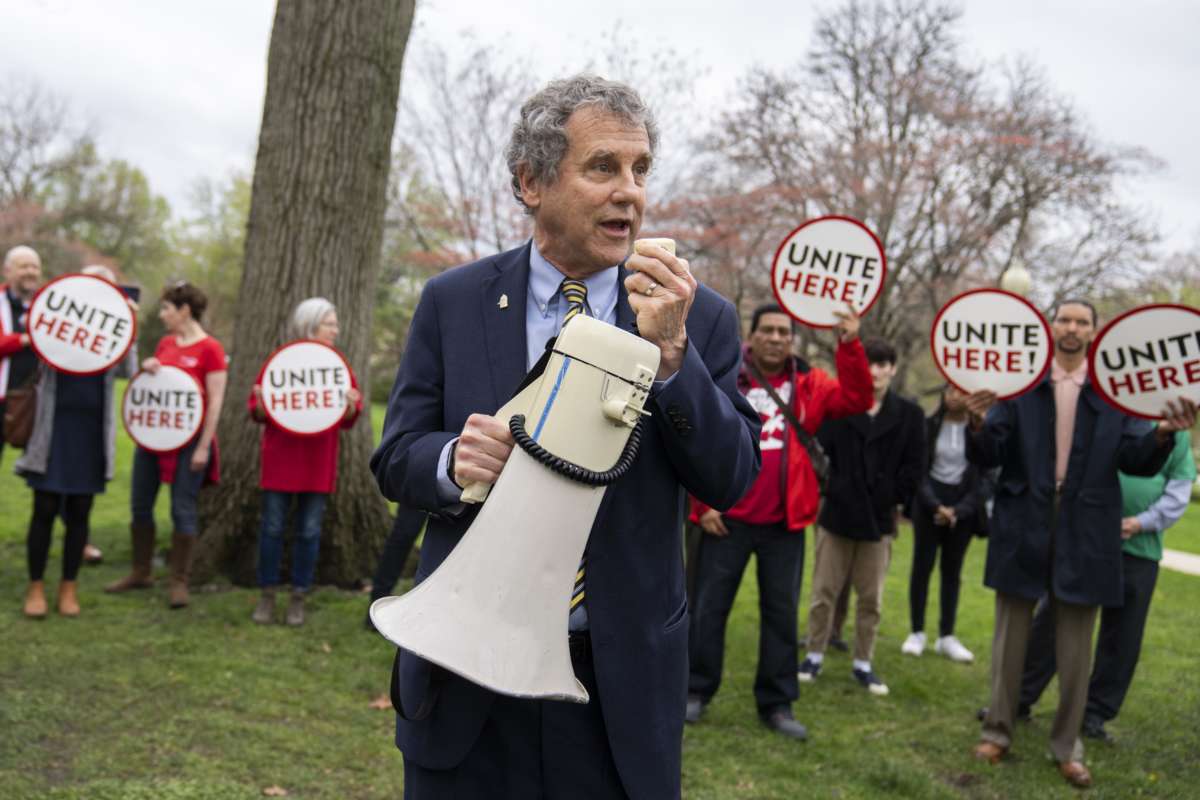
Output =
[{"x1": 509, "y1": 414, "x2": 643, "y2": 486}]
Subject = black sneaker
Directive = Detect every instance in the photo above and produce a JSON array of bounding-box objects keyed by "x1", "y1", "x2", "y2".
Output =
[
  {"x1": 852, "y1": 667, "x2": 889, "y2": 696},
  {"x1": 1082, "y1": 714, "x2": 1109, "y2": 742},
  {"x1": 684, "y1": 695, "x2": 706, "y2": 724},
  {"x1": 797, "y1": 658, "x2": 822, "y2": 683},
  {"x1": 829, "y1": 636, "x2": 850, "y2": 653},
  {"x1": 760, "y1": 707, "x2": 808, "y2": 740}
]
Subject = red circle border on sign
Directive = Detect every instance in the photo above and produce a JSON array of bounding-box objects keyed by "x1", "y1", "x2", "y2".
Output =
[
  {"x1": 258, "y1": 339, "x2": 357, "y2": 437},
  {"x1": 769, "y1": 214, "x2": 889, "y2": 330},
  {"x1": 929, "y1": 287, "x2": 1054, "y2": 401},
  {"x1": 26, "y1": 273, "x2": 138, "y2": 377},
  {"x1": 120, "y1": 365, "x2": 206, "y2": 453},
  {"x1": 1087, "y1": 302, "x2": 1200, "y2": 421}
]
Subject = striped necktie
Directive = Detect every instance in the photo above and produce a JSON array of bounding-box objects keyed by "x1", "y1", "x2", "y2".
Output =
[
  {"x1": 560, "y1": 278, "x2": 590, "y2": 628},
  {"x1": 561, "y1": 279, "x2": 588, "y2": 324}
]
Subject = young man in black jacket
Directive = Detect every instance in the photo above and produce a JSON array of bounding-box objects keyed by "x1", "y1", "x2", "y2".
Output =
[{"x1": 798, "y1": 338, "x2": 925, "y2": 696}]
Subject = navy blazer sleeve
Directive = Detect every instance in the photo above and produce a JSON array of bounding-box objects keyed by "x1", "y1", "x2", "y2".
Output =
[
  {"x1": 644, "y1": 296, "x2": 761, "y2": 511},
  {"x1": 966, "y1": 400, "x2": 1013, "y2": 470},
  {"x1": 1117, "y1": 417, "x2": 1172, "y2": 477},
  {"x1": 371, "y1": 280, "x2": 458, "y2": 514}
]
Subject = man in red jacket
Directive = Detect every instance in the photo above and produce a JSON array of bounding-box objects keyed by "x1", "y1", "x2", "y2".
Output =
[
  {"x1": 1, "y1": 245, "x2": 42, "y2": 464},
  {"x1": 686, "y1": 303, "x2": 871, "y2": 739}
]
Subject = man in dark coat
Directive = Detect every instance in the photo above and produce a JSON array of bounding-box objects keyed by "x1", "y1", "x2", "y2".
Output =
[
  {"x1": 371, "y1": 75, "x2": 760, "y2": 799},
  {"x1": 966, "y1": 299, "x2": 1197, "y2": 789},
  {"x1": 797, "y1": 338, "x2": 925, "y2": 697}
]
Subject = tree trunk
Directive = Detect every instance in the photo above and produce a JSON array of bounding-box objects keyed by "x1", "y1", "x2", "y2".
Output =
[{"x1": 194, "y1": 0, "x2": 415, "y2": 586}]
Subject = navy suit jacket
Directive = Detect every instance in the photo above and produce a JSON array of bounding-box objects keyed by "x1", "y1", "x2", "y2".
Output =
[
  {"x1": 966, "y1": 374, "x2": 1168, "y2": 608},
  {"x1": 371, "y1": 242, "x2": 760, "y2": 799}
]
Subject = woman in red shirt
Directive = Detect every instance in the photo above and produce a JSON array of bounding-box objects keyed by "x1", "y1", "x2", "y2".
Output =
[
  {"x1": 249, "y1": 297, "x2": 361, "y2": 626},
  {"x1": 106, "y1": 282, "x2": 227, "y2": 609}
]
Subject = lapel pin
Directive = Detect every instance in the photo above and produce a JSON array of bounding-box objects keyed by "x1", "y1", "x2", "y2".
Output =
[{"x1": 498, "y1": 294, "x2": 509, "y2": 310}]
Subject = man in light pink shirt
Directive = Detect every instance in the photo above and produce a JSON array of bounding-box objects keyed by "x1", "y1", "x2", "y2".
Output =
[{"x1": 963, "y1": 299, "x2": 1197, "y2": 789}]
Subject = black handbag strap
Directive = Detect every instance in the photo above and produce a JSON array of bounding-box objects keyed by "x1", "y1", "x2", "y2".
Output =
[{"x1": 744, "y1": 359, "x2": 817, "y2": 451}]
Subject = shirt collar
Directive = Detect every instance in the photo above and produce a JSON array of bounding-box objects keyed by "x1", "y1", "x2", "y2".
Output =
[
  {"x1": 1051, "y1": 359, "x2": 1087, "y2": 387},
  {"x1": 528, "y1": 239, "x2": 619, "y2": 320}
]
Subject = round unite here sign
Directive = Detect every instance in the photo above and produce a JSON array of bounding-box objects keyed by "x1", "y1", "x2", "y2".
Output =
[
  {"x1": 1088, "y1": 303, "x2": 1200, "y2": 420},
  {"x1": 930, "y1": 288, "x2": 1053, "y2": 400},
  {"x1": 258, "y1": 340, "x2": 356, "y2": 436},
  {"x1": 27, "y1": 273, "x2": 137, "y2": 376},
  {"x1": 771, "y1": 215, "x2": 887, "y2": 329}
]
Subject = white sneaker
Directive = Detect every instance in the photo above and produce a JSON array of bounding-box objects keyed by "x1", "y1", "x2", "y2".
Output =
[
  {"x1": 901, "y1": 632, "x2": 926, "y2": 656},
  {"x1": 935, "y1": 635, "x2": 974, "y2": 663}
]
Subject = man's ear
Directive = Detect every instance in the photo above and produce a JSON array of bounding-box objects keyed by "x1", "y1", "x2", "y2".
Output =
[{"x1": 517, "y1": 164, "x2": 541, "y2": 211}]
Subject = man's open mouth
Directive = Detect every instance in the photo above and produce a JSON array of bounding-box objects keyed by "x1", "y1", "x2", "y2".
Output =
[{"x1": 600, "y1": 220, "x2": 631, "y2": 235}]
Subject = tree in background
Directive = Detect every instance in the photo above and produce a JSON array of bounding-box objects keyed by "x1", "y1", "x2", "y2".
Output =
[
  {"x1": 194, "y1": 0, "x2": 416, "y2": 586},
  {"x1": 683, "y1": 0, "x2": 1158, "y2": 389},
  {"x1": 0, "y1": 78, "x2": 173, "y2": 331}
]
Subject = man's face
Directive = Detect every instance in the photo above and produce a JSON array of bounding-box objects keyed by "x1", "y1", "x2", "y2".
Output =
[
  {"x1": 520, "y1": 107, "x2": 651, "y2": 278},
  {"x1": 4, "y1": 250, "x2": 42, "y2": 299},
  {"x1": 748, "y1": 312, "x2": 794, "y2": 372},
  {"x1": 1051, "y1": 303, "x2": 1095, "y2": 356},
  {"x1": 869, "y1": 360, "x2": 897, "y2": 395}
]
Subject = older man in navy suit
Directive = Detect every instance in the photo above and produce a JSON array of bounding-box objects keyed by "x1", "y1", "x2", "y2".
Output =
[{"x1": 371, "y1": 75, "x2": 761, "y2": 799}]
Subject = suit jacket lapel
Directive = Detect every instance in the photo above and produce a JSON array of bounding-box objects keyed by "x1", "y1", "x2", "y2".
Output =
[
  {"x1": 481, "y1": 243, "x2": 532, "y2": 408},
  {"x1": 616, "y1": 265, "x2": 636, "y2": 334}
]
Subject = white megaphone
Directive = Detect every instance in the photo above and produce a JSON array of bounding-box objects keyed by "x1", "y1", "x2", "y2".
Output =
[{"x1": 370, "y1": 313, "x2": 660, "y2": 702}]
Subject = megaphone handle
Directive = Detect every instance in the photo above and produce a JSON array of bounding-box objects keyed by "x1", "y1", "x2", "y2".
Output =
[{"x1": 460, "y1": 481, "x2": 492, "y2": 504}]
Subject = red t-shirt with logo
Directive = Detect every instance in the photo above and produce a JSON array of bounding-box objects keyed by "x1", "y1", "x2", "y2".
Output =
[
  {"x1": 153, "y1": 334, "x2": 227, "y2": 483},
  {"x1": 725, "y1": 371, "x2": 791, "y2": 526}
]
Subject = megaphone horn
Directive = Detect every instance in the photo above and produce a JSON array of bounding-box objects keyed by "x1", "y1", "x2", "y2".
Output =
[{"x1": 371, "y1": 314, "x2": 661, "y2": 702}]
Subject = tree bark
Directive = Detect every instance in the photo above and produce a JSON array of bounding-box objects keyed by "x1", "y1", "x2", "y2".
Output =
[{"x1": 194, "y1": 0, "x2": 415, "y2": 586}]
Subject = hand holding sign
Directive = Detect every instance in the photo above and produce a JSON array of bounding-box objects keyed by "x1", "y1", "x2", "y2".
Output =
[
  {"x1": 28, "y1": 274, "x2": 137, "y2": 375},
  {"x1": 931, "y1": 289, "x2": 1053, "y2": 400},
  {"x1": 259, "y1": 341, "x2": 357, "y2": 435},
  {"x1": 771, "y1": 216, "x2": 887, "y2": 329},
  {"x1": 1089, "y1": 304, "x2": 1200, "y2": 423}
]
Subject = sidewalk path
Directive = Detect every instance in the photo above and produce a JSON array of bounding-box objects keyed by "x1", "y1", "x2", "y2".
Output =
[{"x1": 1162, "y1": 549, "x2": 1200, "y2": 576}]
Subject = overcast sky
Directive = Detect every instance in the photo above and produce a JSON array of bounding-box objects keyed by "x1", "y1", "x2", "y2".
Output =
[{"x1": 6, "y1": 0, "x2": 1197, "y2": 253}]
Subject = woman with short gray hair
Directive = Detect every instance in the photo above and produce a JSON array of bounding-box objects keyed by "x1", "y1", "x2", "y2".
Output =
[{"x1": 248, "y1": 297, "x2": 361, "y2": 626}]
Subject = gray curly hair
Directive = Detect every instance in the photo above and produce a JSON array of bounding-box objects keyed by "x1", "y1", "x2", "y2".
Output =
[
  {"x1": 291, "y1": 297, "x2": 336, "y2": 340},
  {"x1": 506, "y1": 74, "x2": 659, "y2": 213}
]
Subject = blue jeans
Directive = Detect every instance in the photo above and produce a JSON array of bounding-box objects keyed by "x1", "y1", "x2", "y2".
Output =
[
  {"x1": 130, "y1": 439, "x2": 206, "y2": 535},
  {"x1": 257, "y1": 491, "x2": 327, "y2": 590}
]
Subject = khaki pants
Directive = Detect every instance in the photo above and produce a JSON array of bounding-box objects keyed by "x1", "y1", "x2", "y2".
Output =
[
  {"x1": 981, "y1": 592, "x2": 1097, "y2": 762},
  {"x1": 806, "y1": 527, "x2": 892, "y2": 663}
]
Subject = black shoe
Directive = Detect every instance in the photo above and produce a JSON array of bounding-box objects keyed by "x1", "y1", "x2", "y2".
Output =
[
  {"x1": 684, "y1": 695, "x2": 706, "y2": 724},
  {"x1": 1082, "y1": 715, "x2": 1109, "y2": 742},
  {"x1": 760, "y1": 707, "x2": 808, "y2": 741},
  {"x1": 829, "y1": 636, "x2": 850, "y2": 653},
  {"x1": 797, "y1": 657, "x2": 822, "y2": 683},
  {"x1": 852, "y1": 667, "x2": 890, "y2": 696}
]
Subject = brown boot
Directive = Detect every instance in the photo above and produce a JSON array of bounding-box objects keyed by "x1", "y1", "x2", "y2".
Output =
[
  {"x1": 57, "y1": 580, "x2": 81, "y2": 617},
  {"x1": 167, "y1": 532, "x2": 195, "y2": 609},
  {"x1": 105, "y1": 521, "x2": 157, "y2": 592},
  {"x1": 23, "y1": 581, "x2": 48, "y2": 619}
]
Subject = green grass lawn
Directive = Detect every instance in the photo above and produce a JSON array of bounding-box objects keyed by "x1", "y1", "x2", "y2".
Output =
[{"x1": 2, "y1": 413, "x2": 1199, "y2": 798}]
